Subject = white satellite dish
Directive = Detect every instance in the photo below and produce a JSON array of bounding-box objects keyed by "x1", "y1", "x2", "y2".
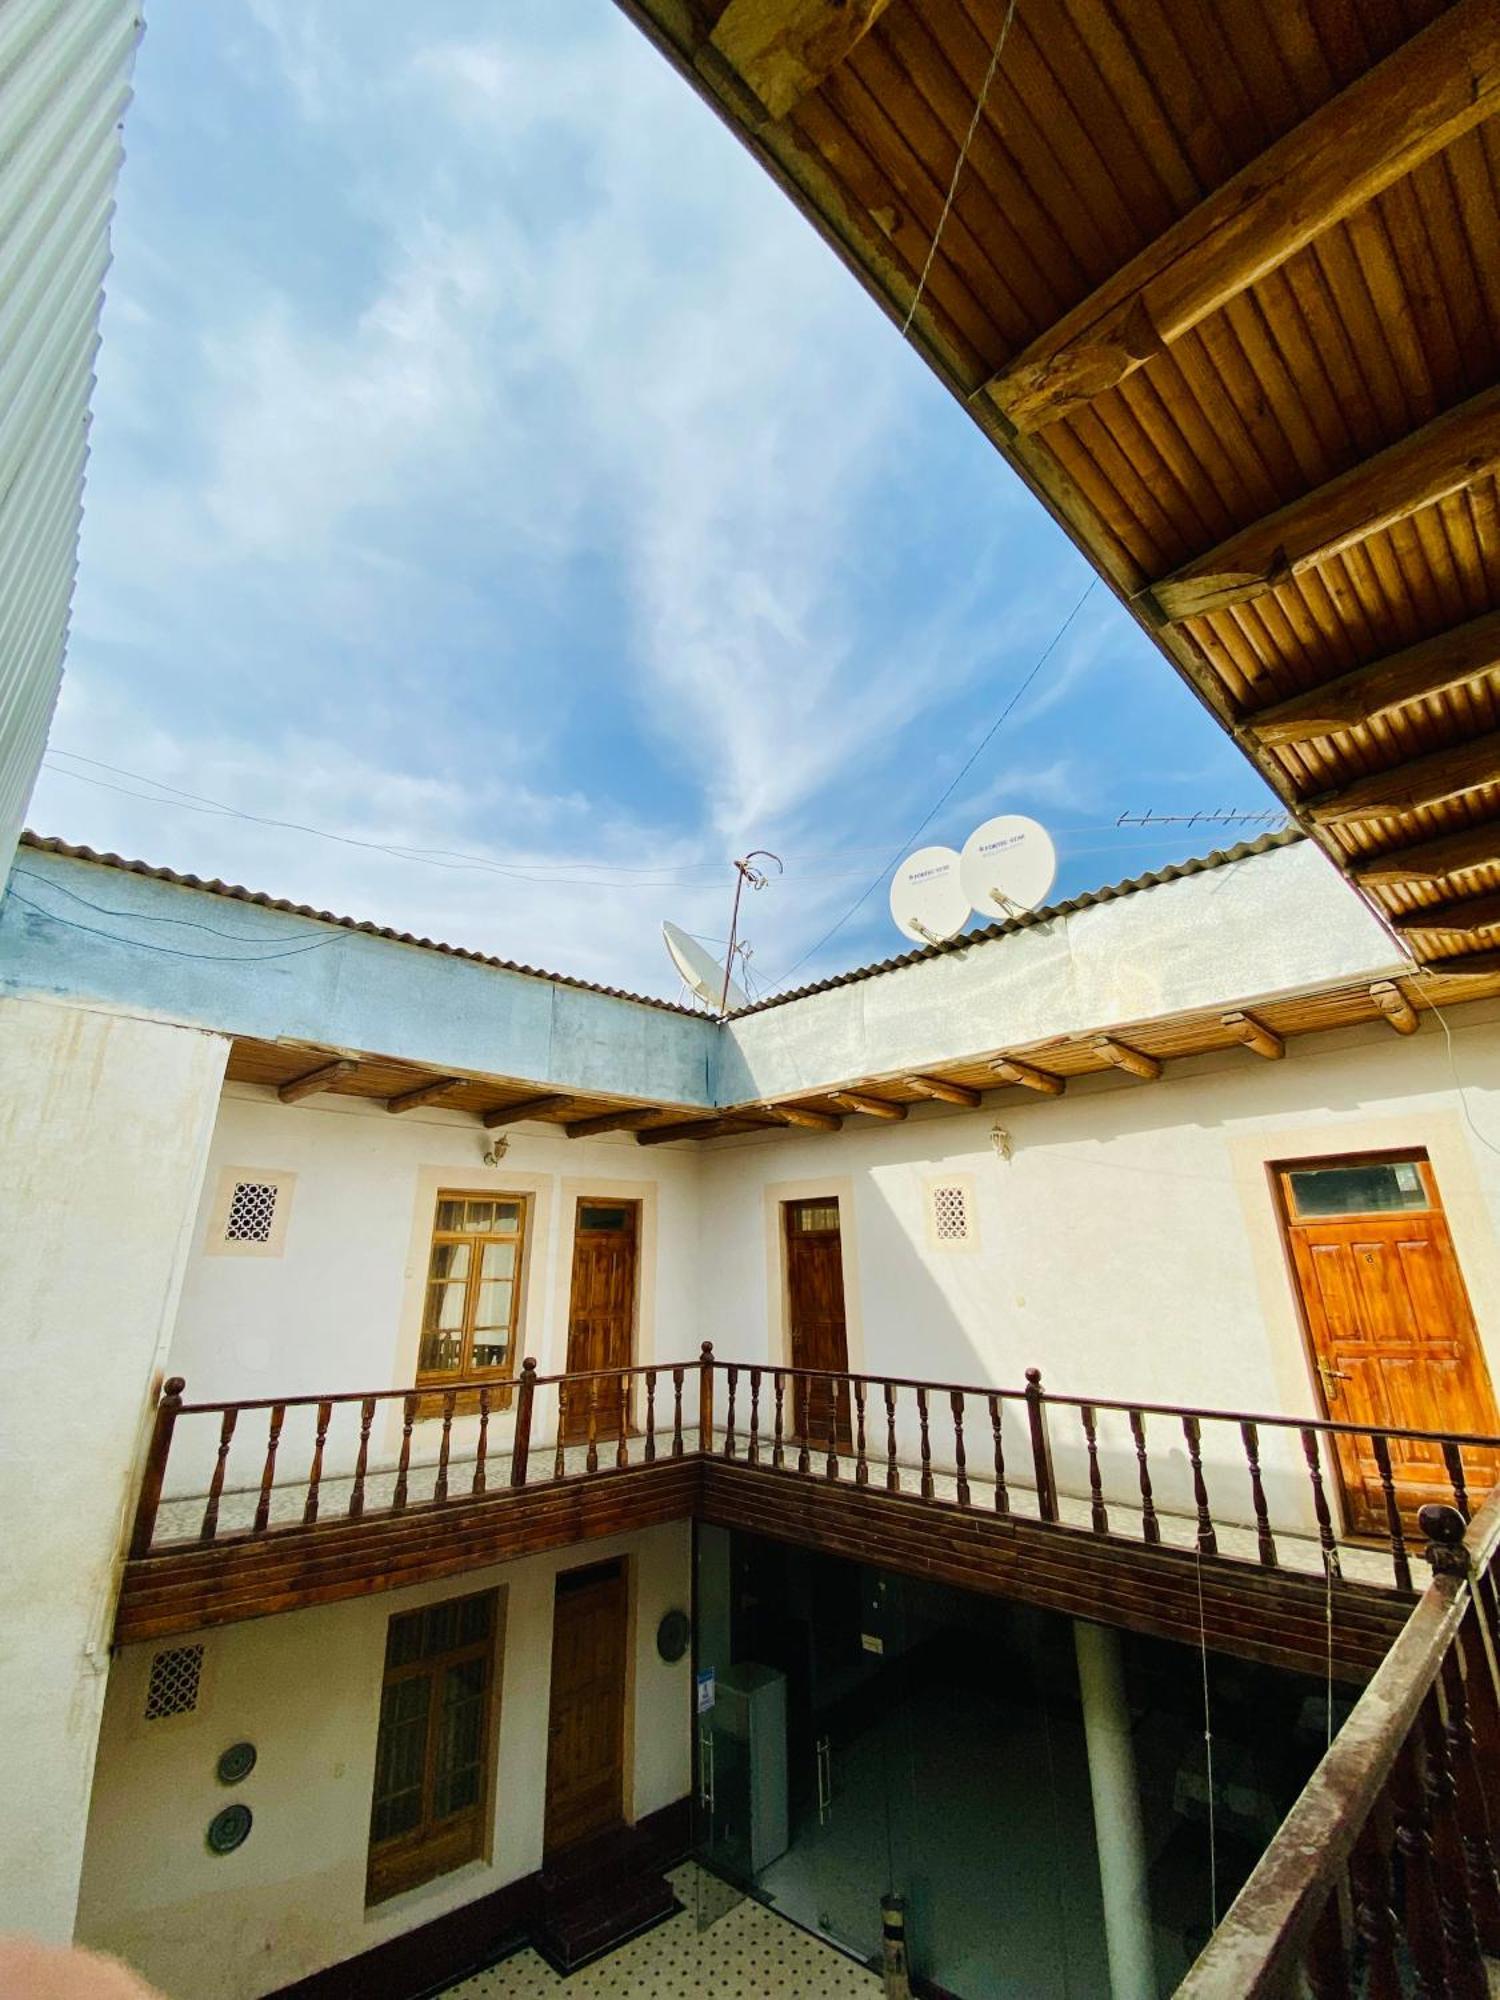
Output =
[
  {"x1": 663, "y1": 920, "x2": 749, "y2": 1014},
  {"x1": 889, "y1": 845, "x2": 969, "y2": 946},
  {"x1": 959, "y1": 814, "x2": 1057, "y2": 920}
]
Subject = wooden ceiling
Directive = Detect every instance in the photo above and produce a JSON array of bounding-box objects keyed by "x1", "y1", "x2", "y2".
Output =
[{"x1": 618, "y1": 0, "x2": 1500, "y2": 974}]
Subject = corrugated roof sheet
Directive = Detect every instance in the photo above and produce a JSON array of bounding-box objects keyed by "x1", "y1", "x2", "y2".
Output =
[{"x1": 18, "y1": 826, "x2": 1303, "y2": 1020}]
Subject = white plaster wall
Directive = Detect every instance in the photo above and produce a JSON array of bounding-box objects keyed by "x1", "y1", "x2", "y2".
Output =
[
  {"x1": 0, "y1": 996, "x2": 228, "y2": 1940},
  {"x1": 695, "y1": 1006, "x2": 1500, "y2": 1534},
  {"x1": 159, "y1": 1086, "x2": 705, "y2": 1500},
  {"x1": 75, "y1": 1520, "x2": 693, "y2": 1999}
]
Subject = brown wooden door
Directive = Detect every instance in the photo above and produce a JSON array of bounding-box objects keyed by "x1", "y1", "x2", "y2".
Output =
[
  {"x1": 1279, "y1": 1155, "x2": 1500, "y2": 1533},
  {"x1": 562, "y1": 1202, "x2": 638, "y2": 1444},
  {"x1": 544, "y1": 1559, "x2": 628, "y2": 1855},
  {"x1": 784, "y1": 1198, "x2": 852, "y2": 1448}
]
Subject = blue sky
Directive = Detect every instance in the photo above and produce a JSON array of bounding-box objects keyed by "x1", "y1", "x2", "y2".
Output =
[{"x1": 28, "y1": 0, "x2": 1280, "y2": 1001}]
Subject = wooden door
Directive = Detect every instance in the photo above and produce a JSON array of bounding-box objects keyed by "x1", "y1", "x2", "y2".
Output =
[
  {"x1": 562, "y1": 1202, "x2": 638, "y2": 1444},
  {"x1": 544, "y1": 1559, "x2": 628, "y2": 1855},
  {"x1": 1279, "y1": 1155, "x2": 1500, "y2": 1533},
  {"x1": 784, "y1": 1199, "x2": 852, "y2": 1449}
]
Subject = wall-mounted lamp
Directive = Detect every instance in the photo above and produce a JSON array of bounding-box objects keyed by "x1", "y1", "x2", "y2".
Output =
[
  {"x1": 482, "y1": 1134, "x2": 510, "y2": 1167},
  {"x1": 989, "y1": 1123, "x2": 1012, "y2": 1161}
]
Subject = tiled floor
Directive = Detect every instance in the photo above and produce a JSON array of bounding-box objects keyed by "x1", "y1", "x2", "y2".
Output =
[{"x1": 441, "y1": 1865, "x2": 881, "y2": 1997}]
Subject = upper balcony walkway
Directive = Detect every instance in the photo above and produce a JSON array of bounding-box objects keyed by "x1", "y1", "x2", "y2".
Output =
[{"x1": 116, "y1": 1351, "x2": 1500, "y2": 1686}]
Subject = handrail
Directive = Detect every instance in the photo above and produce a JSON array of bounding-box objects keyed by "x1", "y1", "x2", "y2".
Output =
[{"x1": 174, "y1": 1355, "x2": 673, "y2": 1415}]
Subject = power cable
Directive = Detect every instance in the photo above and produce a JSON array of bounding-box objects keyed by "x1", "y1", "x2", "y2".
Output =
[{"x1": 5, "y1": 890, "x2": 347, "y2": 963}]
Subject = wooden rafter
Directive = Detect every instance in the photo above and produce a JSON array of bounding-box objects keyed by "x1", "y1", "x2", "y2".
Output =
[
  {"x1": 984, "y1": 0, "x2": 1500, "y2": 435},
  {"x1": 1305, "y1": 728, "x2": 1500, "y2": 826},
  {"x1": 831, "y1": 1090, "x2": 907, "y2": 1121},
  {"x1": 1352, "y1": 822, "x2": 1500, "y2": 888},
  {"x1": 1421, "y1": 949, "x2": 1500, "y2": 979},
  {"x1": 481, "y1": 1094, "x2": 571, "y2": 1129},
  {"x1": 1246, "y1": 609, "x2": 1500, "y2": 747},
  {"x1": 278, "y1": 1058, "x2": 357, "y2": 1104},
  {"x1": 564, "y1": 1107, "x2": 661, "y2": 1140},
  {"x1": 1393, "y1": 893, "x2": 1500, "y2": 940},
  {"x1": 385, "y1": 1077, "x2": 461, "y2": 1114},
  {"x1": 1152, "y1": 382, "x2": 1500, "y2": 624},
  {"x1": 903, "y1": 1074, "x2": 982, "y2": 1108},
  {"x1": 1092, "y1": 1036, "x2": 1163, "y2": 1081},
  {"x1": 1222, "y1": 1011, "x2": 1284, "y2": 1060},
  {"x1": 709, "y1": 0, "x2": 896, "y2": 121},
  {"x1": 1370, "y1": 982, "x2": 1420, "y2": 1035},
  {"x1": 636, "y1": 1118, "x2": 743, "y2": 1145},
  {"x1": 993, "y1": 1057, "x2": 1065, "y2": 1097},
  {"x1": 765, "y1": 1104, "x2": 844, "y2": 1133}
]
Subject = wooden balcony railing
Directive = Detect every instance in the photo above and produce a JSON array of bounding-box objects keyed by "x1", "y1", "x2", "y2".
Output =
[
  {"x1": 128, "y1": 1345, "x2": 1500, "y2": 1593},
  {"x1": 1175, "y1": 1491, "x2": 1500, "y2": 1998}
]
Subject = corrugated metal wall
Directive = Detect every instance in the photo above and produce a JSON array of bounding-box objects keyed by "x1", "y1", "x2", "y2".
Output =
[{"x1": 0, "y1": 0, "x2": 141, "y2": 883}]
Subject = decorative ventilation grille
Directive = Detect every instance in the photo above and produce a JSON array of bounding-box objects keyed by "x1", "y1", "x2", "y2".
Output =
[
  {"x1": 145, "y1": 1644, "x2": 205, "y2": 1721},
  {"x1": 932, "y1": 1184, "x2": 971, "y2": 1243},
  {"x1": 225, "y1": 1182, "x2": 278, "y2": 1244}
]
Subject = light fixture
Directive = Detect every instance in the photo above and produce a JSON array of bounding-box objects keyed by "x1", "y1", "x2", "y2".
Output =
[
  {"x1": 989, "y1": 1123, "x2": 1012, "y2": 1161},
  {"x1": 482, "y1": 1134, "x2": 509, "y2": 1166}
]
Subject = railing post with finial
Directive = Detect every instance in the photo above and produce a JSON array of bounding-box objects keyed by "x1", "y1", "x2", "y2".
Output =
[
  {"x1": 130, "y1": 1376, "x2": 185, "y2": 1557},
  {"x1": 699, "y1": 1342, "x2": 715, "y2": 1454},
  {"x1": 1025, "y1": 1368, "x2": 1058, "y2": 1522},
  {"x1": 1422, "y1": 1502, "x2": 1470, "y2": 1578},
  {"x1": 510, "y1": 1358, "x2": 537, "y2": 1488}
]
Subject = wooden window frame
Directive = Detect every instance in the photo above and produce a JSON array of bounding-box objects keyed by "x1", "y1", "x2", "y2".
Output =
[
  {"x1": 366, "y1": 1588, "x2": 501, "y2": 1906},
  {"x1": 416, "y1": 1191, "x2": 530, "y2": 1406}
]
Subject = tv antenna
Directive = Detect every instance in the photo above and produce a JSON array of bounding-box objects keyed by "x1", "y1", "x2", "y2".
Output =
[
  {"x1": 888, "y1": 845, "x2": 969, "y2": 946},
  {"x1": 959, "y1": 814, "x2": 1057, "y2": 920},
  {"x1": 719, "y1": 851, "x2": 781, "y2": 1016},
  {"x1": 663, "y1": 921, "x2": 750, "y2": 1016}
]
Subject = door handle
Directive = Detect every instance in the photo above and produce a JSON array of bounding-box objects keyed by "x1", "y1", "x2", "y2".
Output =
[
  {"x1": 698, "y1": 1726, "x2": 715, "y2": 1814},
  {"x1": 816, "y1": 1734, "x2": 832, "y2": 1825},
  {"x1": 1316, "y1": 1361, "x2": 1351, "y2": 1398}
]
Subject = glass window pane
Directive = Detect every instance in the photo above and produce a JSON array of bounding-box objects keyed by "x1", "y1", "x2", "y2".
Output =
[
  {"x1": 427, "y1": 1241, "x2": 470, "y2": 1282},
  {"x1": 422, "y1": 1601, "x2": 461, "y2": 1658},
  {"x1": 458, "y1": 1594, "x2": 493, "y2": 1644},
  {"x1": 386, "y1": 1610, "x2": 424, "y2": 1669},
  {"x1": 474, "y1": 1279, "x2": 513, "y2": 1330},
  {"x1": 1288, "y1": 1161, "x2": 1428, "y2": 1217},
  {"x1": 433, "y1": 1658, "x2": 487, "y2": 1820},
  {"x1": 436, "y1": 1198, "x2": 464, "y2": 1231},
  {"x1": 580, "y1": 1205, "x2": 629, "y2": 1231},
  {"x1": 471, "y1": 1337, "x2": 510, "y2": 1372},
  {"x1": 370, "y1": 1676, "x2": 430, "y2": 1843},
  {"x1": 462, "y1": 1201, "x2": 495, "y2": 1232},
  {"x1": 794, "y1": 1202, "x2": 839, "y2": 1233},
  {"x1": 480, "y1": 1240, "x2": 517, "y2": 1281},
  {"x1": 491, "y1": 1202, "x2": 521, "y2": 1229}
]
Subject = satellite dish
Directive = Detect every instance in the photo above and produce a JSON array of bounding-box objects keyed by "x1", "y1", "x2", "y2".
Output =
[
  {"x1": 663, "y1": 921, "x2": 749, "y2": 1014},
  {"x1": 889, "y1": 846, "x2": 969, "y2": 946},
  {"x1": 959, "y1": 814, "x2": 1057, "y2": 919}
]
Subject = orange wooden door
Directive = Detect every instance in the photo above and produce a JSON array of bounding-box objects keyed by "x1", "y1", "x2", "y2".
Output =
[
  {"x1": 784, "y1": 1199, "x2": 852, "y2": 1448},
  {"x1": 562, "y1": 1203, "x2": 638, "y2": 1444},
  {"x1": 544, "y1": 1560, "x2": 628, "y2": 1855},
  {"x1": 1280, "y1": 1156, "x2": 1500, "y2": 1532}
]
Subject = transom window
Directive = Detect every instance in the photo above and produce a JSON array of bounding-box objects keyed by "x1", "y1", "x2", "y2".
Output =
[
  {"x1": 367, "y1": 1588, "x2": 498, "y2": 1904},
  {"x1": 419, "y1": 1195, "x2": 526, "y2": 1384},
  {"x1": 1283, "y1": 1156, "x2": 1433, "y2": 1220},
  {"x1": 789, "y1": 1200, "x2": 840, "y2": 1234}
]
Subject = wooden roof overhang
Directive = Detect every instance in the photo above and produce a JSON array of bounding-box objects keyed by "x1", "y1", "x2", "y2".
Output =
[{"x1": 616, "y1": 0, "x2": 1500, "y2": 974}]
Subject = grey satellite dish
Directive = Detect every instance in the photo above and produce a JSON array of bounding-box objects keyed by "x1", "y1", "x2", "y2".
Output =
[
  {"x1": 959, "y1": 815, "x2": 1057, "y2": 919},
  {"x1": 889, "y1": 846, "x2": 969, "y2": 946},
  {"x1": 663, "y1": 920, "x2": 749, "y2": 1014}
]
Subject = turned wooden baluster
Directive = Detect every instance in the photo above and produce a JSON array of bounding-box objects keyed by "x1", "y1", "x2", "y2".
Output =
[
  {"x1": 1025, "y1": 1369, "x2": 1058, "y2": 1522},
  {"x1": 616, "y1": 1374, "x2": 629, "y2": 1470},
  {"x1": 1440, "y1": 1647, "x2": 1500, "y2": 1957},
  {"x1": 1181, "y1": 1414, "x2": 1217, "y2": 1556},
  {"x1": 1302, "y1": 1885, "x2": 1350, "y2": 2000},
  {"x1": 951, "y1": 1391, "x2": 970, "y2": 1508},
  {"x1": 644, "y1": 1368, "x2": 657, "y2": 1464},
  {"x1": 1238, "y1": 1419, "x2": 1274, "y2": 1567},
  {"x1": 797, "y1": 1383, "x2": 811, "y2": 1475},
  {"x1": 988, "y1": 1393, "x2": 1009, "y2": 1513},
  {"x1": 1300, "y1": 1426, "x2": 1341, "y2": 1581},
  {"x1": 1130, "y1": 1409, "x2": 1159, "y2": 1546},
  {"x1": 671, "y1": 1366, "x2": 685, "y2": 1458},
  {"x1": 433, "y1": 1391, "x2": 456, "y2": 1504},
  {"x1": 884, "y1": 1383, "x2": 899, "y2": 1493},
  {"x1": 854, "y1": 1380, "x2": 868, "y2": 1488},
  {"x1": 699, "y1": 1342, "x2": 715, "y2": 1453},
  {"x1": 1371, "y1": 1431, "x2": 1412, "y2": 1591},
  {"x1": 253, "y1": 1402, "x2": 287, "y2": 1535},
  {"x1": 1421, "y1": 1689, "x2": 1488, "y2": 1998},
  {"x1": 825, "y1": 1377, "x2": 840, "y2": 1481},
  {"x1": 303, "y1": 1398, "x2": 333, "y2": 1525},
  {"x1": 472, "y1": 1387, "x2": 491, "y2": 1495},
  {"x1": 772, "y1": 1370, "x2": 786, "y2": 1469},
  {"x1": 1444, "y1": 1440, "x2": 1472, "y2": 1521},
  {"x1": 200, "y1": 1406, "x2": 238, "y2": 1543},
  {"x1": 130, "y1": 1376, "x2": 186, "y2": 1558},
  {"x1": 585, "y1": 1376, "x2": 600, "y2": 1474},
  {"x1": 916, "y1": 1386, "x2": 934, "y2": 1500},
  {"x1": 392, "y1": 1393, "x2": 416, "y2": 1512},
  {"x1": 724, "y1": 1365, "x2": 739, "y2": 1460},
  {"x1": 1350, "y1": 1806, "x2": 1403, "y2": 2000},
  {"x1": 510, "y1": 1359, "x2": 536, "y2": 1488},
  {"x1": 1457, "y1": 1603, "x2": 1500, "y2": 1811},
  {"x1": 349, "y1": 1396, "x2": 375, "y2": 1518},
  {"x1": 553, "y1": 1395, "x2": 567, "y2": 1480},
  {"x1": 1393, "y1": 1731, "x2": 1454, "y2": 2000},
  {"x1": 1081, "y1": 1403, "x2": 1107, "y2": 1534},
  {"x1": 748, "y1": 1367, "x2": 762, "y2": 1466}
]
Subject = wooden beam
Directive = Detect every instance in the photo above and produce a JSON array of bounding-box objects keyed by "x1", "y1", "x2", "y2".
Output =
[
  {"x1": 903, "y1": 1075, "x2": 982, "y2": 1108},
  {"x1": 1222, "y1": 1011, "x2": 1284, "y2": 1060},
  {"x1": 709, "y1": 0, "x2": 896, "y2": 120},
  {"x1": 993, "y1": 1057, "x2": 1065, "y2": 1097},
  {"x1": 636, "y1": 1118, "x2": 744, "y2": 1145},
  {"x1": 481, "y1": 1094, "x2": 571, "y2": 1129},
  {"x1": 1246, "y1": 609, "x2": 1500, "y2": 746},
  {"x1": 1092, "y1": 1036, "x2": 1163, "y2": 1081},
  {"x1": 278, "y1": 1059, "x2": 357, "y2": 1104},
  {"x1": 1304, "y1": 727, "x2": 1500, "y2": 826},
  {"x1": 1393, "y1": 891, "x2": 1500, "y2": 939},
  {"x1": 983, "y1": 1, "x2": 1500, "y2": 434},
  {"x1": 831, "y1": 1090, "x2": 908, "y2": 1121},
  {"x1": 563, "y1": 1107, "x2": 661, "y2": 1140},
  {"x1": 1370, "y1": 982, "x2": 1420, "y2": 1035},
  {"x1": 1418, "y1": 949, "x2": 1500, "y2": 979},
  {"x1": 1351, "y1": 821, "x2": 1500, "y2": 888},
  {"x1": 764, "y1": 1104, "x2": 844, "y2": 1133},
  {"x1": 385, "y1": 1077, "x2": 461, "y2": 1115},
  {"x1": 1152, "y1": 383, "x2": 1500, "y2": 623}
]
